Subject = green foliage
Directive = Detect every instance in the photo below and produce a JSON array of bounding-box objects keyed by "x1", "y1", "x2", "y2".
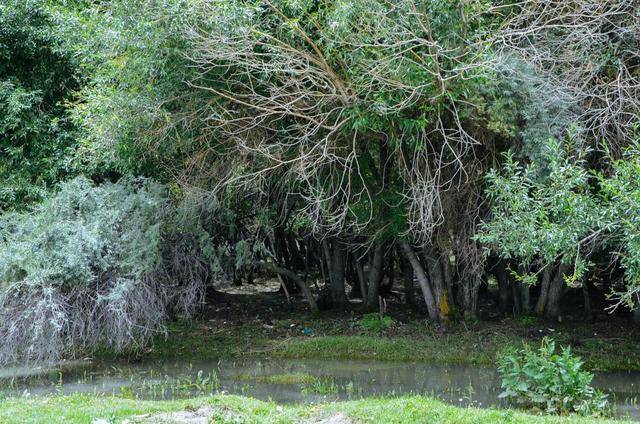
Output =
[
  {"x1": 480, "y1": 134, "x2": 640, "y2": 309},
  {"x1": 2, "y1": 0, "x2": 640, "y2": 365},
  {"x1": 360, "y1": 313, "x2": 394, "y2": 333},
  {"x1": 478, "y1": 138, "x2": 597, "y2": 267},
  {"x1": 479, "y1": 58, "x2": 579, "y2": 163},
  {"x1": 156, "y1": 0, "x2": 512, "y2": 240},
  {"x1": 124, "y1": 370, "x2": 221, "y2": 399},
  {"x1": 167, "y1": 188, "x2": 270, "y2": 281},
  {"x1": 148, "y1": 318, "x2": 640, "y2": 372},
  {"x1": 238, "y1": 372, "x2": 318, "y2": 386},
  {"x1": 0, "y1": 0, "x2": 81, "y2": 209},
  {"x1": 598, "y1": 138, "x2": 640, "y2": 309},
  {"x1": 65, "y1": 0, "x2": 209, "y2": 179},
  {"x1": 498, "y1": 338, "x2": 608, "y2": 416}
]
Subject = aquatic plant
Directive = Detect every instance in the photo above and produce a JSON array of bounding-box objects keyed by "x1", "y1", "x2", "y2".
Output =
[
  {"x1": 123, "y1": 370, "x2": 220, "y2": 399},
  {"x1": 498, "y1": 338, "x2": 608, "y2": 415},
  {"x1": 301, "y1": 378, "x2": 340, "y2": 396}
]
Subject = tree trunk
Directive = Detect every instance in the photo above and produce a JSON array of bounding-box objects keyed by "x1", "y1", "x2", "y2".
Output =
[
  {"x1": 398, "y1": 240, "x2": 439, "y2": 320},
  {"x1": 493, "y1": 258, "x2": 512, "y2": 315},
  {"x1": 287, "y1": 235, "x2": 306, "y2": 271},
  {"x1": 521, "y1": 284, "x2": 531, "y2": 315},
  {"x1": 632, "y1": 293, "x2": 640, "y2": 325},
  {"x1": 425, "y1": 247, "x2": 450, "y2": 319},
  {"x1": 511, "y1": 278, "x2": 522, "y2": 315},
  {"x1": 379, "y1": 252, "x2": 395, "y2": 297},
  {"x1": 322, "y1": 239, "x2": 347, "y2": 309},
  {"x1": 582, "y1": 279, "x2": 592, "y2": 321},
  {"x1": 257, "y1": 261, "x2": 318, "y2": 314},
  {"x1": 355, "y1": 254, "x2": 367, "y2": 302},
  {"x1": 441, "y1": 251, "x2": 456, "y2": 315},
  {"x1": 272, "y1": 227, "x2": 298, "y2": 294},
  {"x1": 518, "y1": 264, "x2": 530, "y2": 315},
  {"x1": 365, "y1": 243, "x2": 385, "y2": 310},
  {"x1": 461, "y1": 277, "x2": 481, "y2": 319},
  {"x1": 331, "y1": 241, "x2": 347, "y2": 308},
  {"x1": 400, "y1": 249, "x2": 415, "y2": 307},
  {"x1": 535, "y1": 266, "x2": 553, "y2": 316},
  {"x1": 546, "y1": 263, "x2": 569, "y2": 321}
]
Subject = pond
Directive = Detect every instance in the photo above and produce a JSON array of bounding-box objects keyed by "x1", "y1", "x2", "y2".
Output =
[{"x1": 1, "y1": 358, "x2": 639, "y2": 420}]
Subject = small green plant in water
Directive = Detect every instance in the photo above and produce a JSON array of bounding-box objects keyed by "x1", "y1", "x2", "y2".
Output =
[
  {"x1": 498, "y1": 337, "x2": 608, "y2": 416},
  {"x1": 301, "y1": 378, "x2": 339, "y2": 395},
  {"x1": 345, "y1": 381, "x2": 362, "y2": 398},
  {"x1": 361, "y1": 313, "x2": 394, "y2": 333},
  {"x1": 125, "y1": 370, "x2": 221, "y2": 399}
]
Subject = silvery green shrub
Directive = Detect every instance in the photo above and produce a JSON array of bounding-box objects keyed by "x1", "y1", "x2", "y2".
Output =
[{"x1": 0, "y1": 177, "x2": 196, "y2": 364}]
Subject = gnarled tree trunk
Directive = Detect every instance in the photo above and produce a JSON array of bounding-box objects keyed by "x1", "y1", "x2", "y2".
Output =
[
  {"x1": 492, "y1": 257, "x2": 512, "y2": 315},
  {"x1": 257, "y1": 261, "x2": 318, "y2": 314},
  {"x1": 355, "y1": 253, "x2": 368, "y2": 302}
]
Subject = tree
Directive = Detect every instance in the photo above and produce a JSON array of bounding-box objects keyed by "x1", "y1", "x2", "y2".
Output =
[{"x1": 0, "y1": 0, "x2": 81, "y2": 209}]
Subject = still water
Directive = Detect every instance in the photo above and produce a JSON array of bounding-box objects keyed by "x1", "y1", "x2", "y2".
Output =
[{"x1": 1, "y1": 358, "x2": 639, "y2": 420}]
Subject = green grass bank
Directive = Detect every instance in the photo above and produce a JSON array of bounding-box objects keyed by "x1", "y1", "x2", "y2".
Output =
[
  {"x1": 0, "y1": 394, "x2": 626, "y2": 424},
  {"x1": 141, "y1": 315, "x2": 640, "y2": 372}
]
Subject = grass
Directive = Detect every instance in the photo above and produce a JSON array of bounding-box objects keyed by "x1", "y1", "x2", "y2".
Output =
[
  {"x1": 0, "y1": 393, "x2": 628, "y2": 424},
  {"x1": 139, "y1": 323, "x2": 272, "y2": 360},
  {"x1": 271, "y1": 334, "x2": 492, "y2": 364},
  {"x1": 237, "y1": 372, "x2": 318, "y2": 385},
  {"x1": 137, "y1": 317, "x2": 640, "y2": 372}
]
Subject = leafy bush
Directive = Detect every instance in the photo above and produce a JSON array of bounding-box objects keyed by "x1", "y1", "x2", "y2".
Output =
[
  {"x1": 361, "y1": 313, "x2": 394, "y2": 333},
  {"x1": 498, "y1": 338, "x2": 607, "y2": 415},
  {"x1": 0, "y1": 0, "x2": 82, "y2": 209},
  {"x1": 479, "y1": 137, "x2": 640, "y2": 313},
  {"x1": 66, "y1": 0, "x2": 206, "y2": 179},
  {"x1": 0, "y1": 177, "x2": 203, "y2": 365}
]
